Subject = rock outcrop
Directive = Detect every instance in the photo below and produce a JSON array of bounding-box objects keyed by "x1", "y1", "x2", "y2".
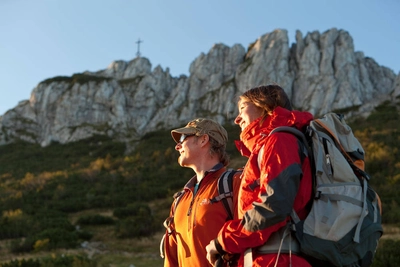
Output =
[{"x1": 0, "y1": 28, "x2": 398, "y2": 147}]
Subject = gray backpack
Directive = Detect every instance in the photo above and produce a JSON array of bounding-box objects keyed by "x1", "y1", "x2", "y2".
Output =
[{"x1": 271, "y1": 113, "x2": 383, "y2": 267}]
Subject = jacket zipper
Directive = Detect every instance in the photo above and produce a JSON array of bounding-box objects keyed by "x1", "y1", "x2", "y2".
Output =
[
  {"x1": 187, "y1": 189, "x2": 196, "y2": 231},
  {"x1": 187, "y1": 177, "x2": 209, "y2": 229}
]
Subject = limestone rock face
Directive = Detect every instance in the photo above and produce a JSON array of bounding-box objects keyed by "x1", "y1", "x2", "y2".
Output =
[
  {"x1": 235, "y1": 29, "x2": 295, "y2": 95},
  {"x1": 290, "y1": 29, "x2": 396, "y2": 115},
  {"x1": 0, "y1": 28, "x2": 398, "y2": 147}
]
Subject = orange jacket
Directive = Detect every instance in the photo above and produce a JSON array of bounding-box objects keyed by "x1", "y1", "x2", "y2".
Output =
[
  {"x1": 216, "y1": 107, "x2": 313, "y2": 267},
  {"x1": 163, "y1": 164, "x2": 241, "y2": 267}
]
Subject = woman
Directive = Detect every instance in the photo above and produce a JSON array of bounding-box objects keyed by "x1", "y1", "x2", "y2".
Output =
[{"x1": 206, "y1": 85, "x2": 313, "y2": 267}]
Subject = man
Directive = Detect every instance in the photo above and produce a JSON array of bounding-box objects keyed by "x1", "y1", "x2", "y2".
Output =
[{"x1": 162, "y1": 118, "x2": 241, "y2": 267}]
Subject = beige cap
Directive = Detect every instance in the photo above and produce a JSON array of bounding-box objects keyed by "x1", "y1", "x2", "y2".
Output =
[{"x1": 171, "y1": 118, "x2": 228, "y2": 146}]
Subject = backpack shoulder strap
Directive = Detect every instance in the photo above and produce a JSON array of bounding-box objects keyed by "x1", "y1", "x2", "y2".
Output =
[
  {"x1": 160, "y1": 189, "x2": 186, "y2": 258},
  {"x1": 170, "y1": 168, "x2": 238, "y2": 222},
  {"x1": 268, "y1": 126, "x2": 315, "y2": 224},
  {"x1": 210, "y1": 169, "x2": 238, "y2": 220},
  {"x1": 269, "y1": 126, "x2": 309, "y2": 155},
  {"x1": 268, "y1": 126, "x2": 313, "y2": 174},
  {"x1": 172, "y1": 190, "x2": 185, "y2": 213}
]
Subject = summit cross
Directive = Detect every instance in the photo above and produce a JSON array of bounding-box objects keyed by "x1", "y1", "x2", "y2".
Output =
[{"x1": 136, "y1": 38, "x2": 143, "y2": 57}]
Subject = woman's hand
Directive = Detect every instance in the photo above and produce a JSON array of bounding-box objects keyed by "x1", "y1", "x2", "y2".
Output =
[{"x1": 206, "y1": 239, "x2": 219, "y2": 266}]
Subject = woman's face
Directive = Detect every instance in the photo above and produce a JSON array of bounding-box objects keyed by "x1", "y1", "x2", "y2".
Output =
[{"x1": 234, "y1": 99, "x2": 264, "y2": 131}]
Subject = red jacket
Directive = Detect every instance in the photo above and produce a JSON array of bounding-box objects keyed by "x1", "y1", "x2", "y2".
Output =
[
  {"x1": 217, "y1": 107, "x2": 313, "y2": 267},
  {"x1": 164, "y1": 164, "x2": 241, "y2": 267}
]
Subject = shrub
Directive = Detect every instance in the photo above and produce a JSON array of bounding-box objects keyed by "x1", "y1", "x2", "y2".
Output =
[
  {"x1": 113, "y1": 202, "x2": 157, "y2": 238},
  {"x1": 76, "y1": 214, "x2": 114, "y2": 226},
  {"x1": 33, "y1": 238, "x2": 50, "y2": 252},
  {"x1": 0, "y1": 215, "x2": 30, "y2": 239},
  {"x1": 372, "y1": 239, "x2": 400, "y2": 267},
  {"x1": 76, "y1": 229, "x2": 93, "y2": 241},
  {"x1": 113, "y1": 202, "x2": 151, "y2": 219},
  {"x1": 9, "y1": 237, "x2": 35, "y2": 253},
  {"x1": 0, "y1": 258, "x2": 41, "y2": 267},
  {"x1": 52, "y1": 199, "x2": 87, "y2": 213},
  {"x1": 31, "y1": 210, "x2": 75, "y2": 232},
  {"x1": 114, "y1": 215, "x2": 156, "y2": 239},
  {"x1": 0, "y1": 254, "x2": 96, "y2": 267},
  {"x1": 10, "y1": 228, "x2": 79, "y2": 253},
  {"x1": 34, "y1": 228, "x2": 79, "y2": 250},
  {"x1": 40, "y1": 254, "x2": 95, "y2": 267}
]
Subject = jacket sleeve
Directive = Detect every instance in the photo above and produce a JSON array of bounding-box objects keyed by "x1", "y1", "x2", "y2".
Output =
[
  {"x1": 232, "y1": 171, "x2": 243, "y2": 220},
  {"x1": 218, "y1": 133, "x2": 305, "y2": 254}
]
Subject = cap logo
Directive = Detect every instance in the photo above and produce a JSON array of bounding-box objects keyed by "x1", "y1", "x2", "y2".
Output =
[{"x1": 187, "y1": 121, "x2": 200, "y2": 128}]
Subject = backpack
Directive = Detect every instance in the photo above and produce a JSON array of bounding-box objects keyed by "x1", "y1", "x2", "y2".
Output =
[
  {"x1": 160, "y1": 168, "x2": 241, "y2": 258},
  {"x1": 270, "y1": 113, "x2": 383, "y2": 267}
]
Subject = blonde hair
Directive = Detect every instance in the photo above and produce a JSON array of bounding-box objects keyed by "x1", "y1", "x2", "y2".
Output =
[
  {"x1": 194, "y1": 135, "x2": 230, "y2": 166},
  {"x1": 208, "y1": 137, "x2": 230, "y2": 166}
]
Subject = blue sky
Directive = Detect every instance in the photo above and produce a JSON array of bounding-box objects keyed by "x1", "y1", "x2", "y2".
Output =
[{"x1": 0, "y1": 0, "x2": 399, "y2": 116}]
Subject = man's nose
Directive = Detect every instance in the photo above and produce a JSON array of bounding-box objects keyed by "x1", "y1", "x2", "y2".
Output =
[{"x1": 175, "y1": 143, "x2": 182, "y2": 151}]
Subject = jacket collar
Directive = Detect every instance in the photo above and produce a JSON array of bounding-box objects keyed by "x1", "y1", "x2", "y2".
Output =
[
  {"x1": 184, "y1": 162, "x2": 224, "y2": 189},
  {"x1": 235, "y1": 107, "x2": 313, "y2": 156}
]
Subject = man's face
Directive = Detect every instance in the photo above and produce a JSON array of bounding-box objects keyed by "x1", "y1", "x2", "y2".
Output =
[{"x1": 175, "y1": 134, "x2": 198, "y2": 167}]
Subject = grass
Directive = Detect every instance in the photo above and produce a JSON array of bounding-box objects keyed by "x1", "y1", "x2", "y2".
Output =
[
  {"x1": 381, "y1": 224, "x2": 400, "y2": 240},
  {"x1": 0, "y1": 206, "x2": 166, "y2": 266},
  {"x1": 1, "y1": 215, "x2": 398, "y2": 267},
  {"x1": 0, "y1": 101, "x2": 399, "y2": 266}
]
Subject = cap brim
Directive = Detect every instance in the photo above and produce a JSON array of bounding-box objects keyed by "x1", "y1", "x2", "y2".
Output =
[{"x1": 171, "y1": 127, "x2": 197, "y2": 143}]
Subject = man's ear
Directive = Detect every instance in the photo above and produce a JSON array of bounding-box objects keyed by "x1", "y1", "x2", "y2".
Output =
[{"x1": 200, "y1": 134, "x2": 210, "y2": 147}]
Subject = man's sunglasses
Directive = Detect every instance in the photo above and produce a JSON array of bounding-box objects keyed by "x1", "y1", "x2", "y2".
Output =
[{"x1": 179, "y1": 134, "x2": 195, "y2": 143}]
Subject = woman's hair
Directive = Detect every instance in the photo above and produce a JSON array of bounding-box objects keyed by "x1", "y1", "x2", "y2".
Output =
[{"x1": 239, "y1": 84, "x2": 292, "y2": 119}]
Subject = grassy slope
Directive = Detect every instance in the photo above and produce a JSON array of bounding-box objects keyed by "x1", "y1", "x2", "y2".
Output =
[{"x1": 0, "y1": 101, "x2": 399, "y2": 266}]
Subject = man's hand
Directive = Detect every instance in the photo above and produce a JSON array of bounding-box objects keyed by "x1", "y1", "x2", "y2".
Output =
[{"x1": 206, "y1": 239, "x2": 219, "y2": 266}]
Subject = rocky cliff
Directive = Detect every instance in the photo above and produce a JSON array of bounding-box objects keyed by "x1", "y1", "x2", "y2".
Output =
[{"x1": 1, "y1": 28, "x2": 399, "y2": 147}]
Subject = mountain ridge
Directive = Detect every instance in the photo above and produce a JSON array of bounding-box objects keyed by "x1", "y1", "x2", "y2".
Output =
[{"x1": 1, "y1": 28, "x2": 399, "y2": 147}]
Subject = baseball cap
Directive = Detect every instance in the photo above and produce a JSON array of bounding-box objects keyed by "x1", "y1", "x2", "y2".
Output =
[{"x1": 171, "y1": 118, "x2": 228, "y2": 146}]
